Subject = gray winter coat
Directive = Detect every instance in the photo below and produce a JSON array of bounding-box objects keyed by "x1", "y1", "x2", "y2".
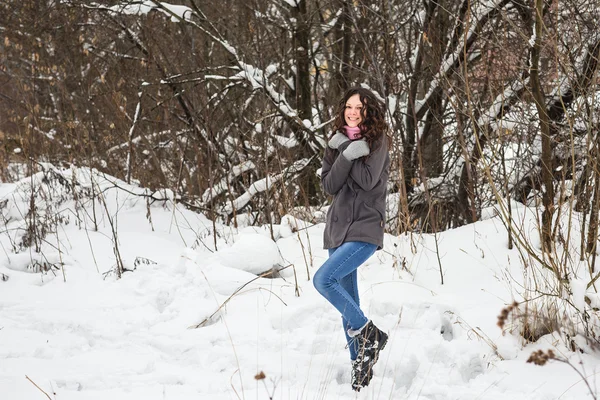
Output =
[{"x1": 321, "y1": 136, "x2": 390, "y2": 250}]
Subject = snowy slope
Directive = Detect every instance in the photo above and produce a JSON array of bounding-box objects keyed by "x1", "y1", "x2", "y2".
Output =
[{"x1": 0, "y1": 168, "x2": 598, "y2": 400}]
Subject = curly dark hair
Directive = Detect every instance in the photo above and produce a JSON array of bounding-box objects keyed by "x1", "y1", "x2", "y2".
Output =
[{"x1": 331, "y1": 87, "x2": 389, "y2": 149}]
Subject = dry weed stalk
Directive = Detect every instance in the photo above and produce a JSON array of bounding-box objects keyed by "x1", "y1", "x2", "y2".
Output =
[{"x1": 527, "y1": 349, "x2": 597, "y2": 400}]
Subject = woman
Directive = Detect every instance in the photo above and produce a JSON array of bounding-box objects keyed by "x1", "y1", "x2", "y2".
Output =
[{"x1": 313, "y1": 87, "x2": 390, "y2": 391}]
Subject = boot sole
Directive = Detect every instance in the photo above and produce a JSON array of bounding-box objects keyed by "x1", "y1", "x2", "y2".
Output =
[{"x1": 372, "y1": 331, "x2": 388, "y2": 365}]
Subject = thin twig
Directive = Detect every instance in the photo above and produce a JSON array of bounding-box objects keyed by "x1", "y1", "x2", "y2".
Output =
[
  {"x1": 189, "y1": 264, "x2": 292, "y2": 329},
  {"x1": 25, "y1": 375, "x2": 52, "y2": 400}
]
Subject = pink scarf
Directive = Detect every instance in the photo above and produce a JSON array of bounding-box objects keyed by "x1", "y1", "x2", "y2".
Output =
[{"x1": 343, "y1": 125, "x2": 362, "y2": 140}]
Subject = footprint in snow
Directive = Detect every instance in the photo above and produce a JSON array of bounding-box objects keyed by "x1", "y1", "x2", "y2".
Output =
[{"x1": 155, "y1": 289, "x2": 174, "y2": 313}]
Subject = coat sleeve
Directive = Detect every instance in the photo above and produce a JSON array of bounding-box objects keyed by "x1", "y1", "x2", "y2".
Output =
[
  {"x1": 321, "y1": 143, "x2": 353, "y2": 196},
  {"x1": 349, "y1": 138, "x2": 388, "y2": 191}
]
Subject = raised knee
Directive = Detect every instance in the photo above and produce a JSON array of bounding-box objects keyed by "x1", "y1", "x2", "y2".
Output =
[{"x1": 313, "y1": 269, "x2": 329, "y2": 293}]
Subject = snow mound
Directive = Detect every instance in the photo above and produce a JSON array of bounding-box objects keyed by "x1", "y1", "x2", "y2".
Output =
[{"x1": 215, "y1": 232, "x2": 282, "y2": 275}]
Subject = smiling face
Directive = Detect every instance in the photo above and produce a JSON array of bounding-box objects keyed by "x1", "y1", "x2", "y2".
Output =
[{"x1": 344, "y1": 94, "x2": 363, "y2": 128}]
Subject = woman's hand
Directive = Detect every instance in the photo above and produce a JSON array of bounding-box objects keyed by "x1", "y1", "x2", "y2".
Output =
[
  {"x1": 342, "y1": 140, "x2": 370, "y2": 160},
  {"x1": 328, "y1": 131, "x2": 349, "y2": 149}
]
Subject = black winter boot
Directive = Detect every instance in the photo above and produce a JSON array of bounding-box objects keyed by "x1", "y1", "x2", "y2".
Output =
[
  {"x1": 349, "y1": 320, "x2": 388, "y2": 391},
  {"x1": 351, "y1": 358, "x2": 373, "y2": 391}
]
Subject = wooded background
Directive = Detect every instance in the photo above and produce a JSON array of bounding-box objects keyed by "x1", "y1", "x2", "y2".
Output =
[{"x1": 2, "y1": 0, "x2": 599, "y2": 250}]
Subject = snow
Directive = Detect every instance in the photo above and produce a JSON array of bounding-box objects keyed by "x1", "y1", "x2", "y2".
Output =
[
  {"x1": 214, "y1": 229, "x2": 282, "y2": 275},
  {"x1": 274, "y1": 134, "x2": 299, "y2": 148},
  {"x1": 281, "y1": 0, "x2": 299, "y2": 7},
  {"x1": 109, "y1": 1, "x2": 193, "y2": 23},
  {"x1": 477, "y1": 79, "x2": 528, "y2": 128},
  {"x1": 387, "y1": 93, "x2": 398, "y2": 118},
  {"x1": 220, "y1": 158, "x2": 310, "y2": 215},
  {"x1": 322, "y1": 9, "x2": 342, "y2": 35},
  {"x1": 416, "y1": 0, "x2": 507, "y2": 116},
  {"x1": 200, "y1": 161, "x2": 256, "y2": 204},
  {"x1": 529, "y1": 21, "x2": 537, "y2": 48},
  {"x1": 265, "y1": 64, "x2": 278, "y2": 77},
  {"x1": 1, "y1": 168, "x2": 600, "y2": 399},
  {"x1": 570, "y1": 277, "x2": 587, "y2": 312},
  {"x1": 235, "y1": 62, "x2": 298, "y2": 119}
]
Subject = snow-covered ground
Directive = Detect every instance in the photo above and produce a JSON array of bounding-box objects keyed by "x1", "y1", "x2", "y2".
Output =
[{"x1": 1, "y1": 167, "x2": 598, "y2": 399}]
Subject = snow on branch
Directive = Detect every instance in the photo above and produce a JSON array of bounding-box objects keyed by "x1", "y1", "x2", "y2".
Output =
[
  {"x1": 415, "y1": 0, "x2": 510, "y2": 116},
  {"x1": 234, "y1": 62, "x2": 297, "y2": 119},
  {"x1": 200, "y1": 160, "x2": 255, "y2": 204},
  {"x1": 281, "y1": 0, "x2": 299, "y2": 7},
  {"x1": 220, "y1": 157, "x2": 313, "y2": 216},
  {"x1": 125, "y1": 91, "x2": 143, "y2": 183},
  {"x1": 153, "y1": 3, "x2": 320, "y2": 149},
  {"x1": 477, "y1": 79, "x2": 529, "y2": 128},
  {"x1": 547, "y1": 36, "x2": 600, "y2": 120},
  {"x1": 107, "y1": 1, "x2": 193, "y2": 22},
  {"x1": 103, "y1": 0, "x2": 321, "y2": 151},
  {"x1": 106, "y1": 129, "x2": 192, "y2": 154}
]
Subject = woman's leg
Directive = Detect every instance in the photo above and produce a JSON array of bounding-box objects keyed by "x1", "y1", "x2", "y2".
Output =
[
  {"x1": 340, "y1": 270, "x2": 360, "y2": 360},
  {"x1": 328, "y1": 246, "x2": 361, "y2": 360},
  {"x1": 314, "y1": 241, "x2": 377, "y2": 352}
]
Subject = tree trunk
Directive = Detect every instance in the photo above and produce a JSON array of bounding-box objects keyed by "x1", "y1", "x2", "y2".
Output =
[
  {"x1": 417, "y1": 93, "x2": 445, "y2": 178},
  {"x1": 586, "y1": 171, "x2": 600, "y2": 255},
  {"x1": 404, "y1": 1, "x2": 438, "y2": 196},
  {"x1": 330, "y1": 0, "x2": 352, "y2": 100},
  {"x1": 530, "y1": 0, "x2": 554, "y2": 254},
  {"x1": 292, "y1": 0, "x2": 319, "y2": 203},
  {"x1": 293, "y1": 0, "x2": 312, "y2": 123},
  {"x1": 586, "y1": 129, "x2": 600, "y2": 255}
]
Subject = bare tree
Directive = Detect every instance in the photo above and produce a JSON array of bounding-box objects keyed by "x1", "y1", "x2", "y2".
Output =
[{"x1": 2, "y1": 0, "x2": 600, "y2": 241}]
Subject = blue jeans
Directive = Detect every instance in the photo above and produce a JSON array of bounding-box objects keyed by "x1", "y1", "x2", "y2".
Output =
[{"x1": 313, "y1": 241, "x2": 377, "y2": 360}]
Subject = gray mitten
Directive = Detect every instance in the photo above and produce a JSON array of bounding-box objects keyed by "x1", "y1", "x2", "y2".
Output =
[
  {"x1": 328, "y1": 131, "x2": 349, "y2": 149},
  {"x1": 342, "y1": 140, "x2": 370, "y2": 161}
]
